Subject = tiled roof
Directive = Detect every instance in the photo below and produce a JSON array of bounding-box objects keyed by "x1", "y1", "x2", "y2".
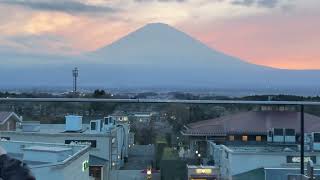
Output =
[
  {"x1": 0, "y1": 112, "x2": 14, "y2": 124},
  {"x1": 183, "y1": 111, "x2": 320, "y2": 136}
]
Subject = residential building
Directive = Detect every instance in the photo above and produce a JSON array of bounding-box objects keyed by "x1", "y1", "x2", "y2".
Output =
[
  {"x1": 182, "y1": 107, "x2": 320, "y2": 156},
  {"x1": 208, "y1": 141, "x2": 320, "y2": 179},
  {"x1": 109, "y1": 112, "x2": 129, "y2": 123},
  {"x1": 0, "y1": 111, "x2": 22, "y2": 131},
  {"x1": 131, "y1": 112, "x2": 155, "y2": 124},
  {"x1": 0, "y1": 115, "x2": 131, "y2": 180}
]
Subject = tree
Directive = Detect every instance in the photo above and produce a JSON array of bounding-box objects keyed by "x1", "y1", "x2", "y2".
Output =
[{"x1": 93, "y1": 89, "x2": 106, "y2": 98}]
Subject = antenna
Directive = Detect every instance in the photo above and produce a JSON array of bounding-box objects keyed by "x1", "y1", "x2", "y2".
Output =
[{"x1": 72, "y1": 67, "x2": 79, "y2": 93}]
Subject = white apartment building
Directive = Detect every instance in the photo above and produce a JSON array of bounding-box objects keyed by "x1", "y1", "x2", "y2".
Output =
[
  {"x1": 208, "y1": 137, "x2": 320, "y2": 180},
  {"x1": 0, "y1": 115, "x2": 131, "y2": 180}
]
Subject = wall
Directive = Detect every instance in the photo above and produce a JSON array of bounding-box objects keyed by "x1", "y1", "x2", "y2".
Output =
[
  {"x1": 30, "y1": 151, "x2": 90, "y2": 180},
  {"x1": 62, "y1": 150, "x2": 90, "y2": 180}
]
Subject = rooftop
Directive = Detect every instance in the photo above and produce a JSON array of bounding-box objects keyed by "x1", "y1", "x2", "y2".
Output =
[
  {"x1": 210, "y1": 142, "x2": 320, "y2": 154},
  {"x1": 183, "y1": 111, "x2": 320, "y2": 136},
  {"x1": 5, "y1": 123, "x2": 114, "y2": 136},
  {"x1": 0, "y1": 140, "x2": 90, "y2": 168}
]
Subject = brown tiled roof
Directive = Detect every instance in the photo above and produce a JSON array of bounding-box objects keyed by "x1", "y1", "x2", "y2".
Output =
[
  {"x1": 0, "y1": 111, "x2": 21, "y2": 124},
  {"x1": 183, "y1": 111, "x2": 320, "y2": 136}
]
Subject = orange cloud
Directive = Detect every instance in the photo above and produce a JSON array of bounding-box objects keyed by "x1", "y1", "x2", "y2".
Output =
[
  {"x1": 24, "y1": 12, "x2": 74, "y2": 35},
  {"x1": 179, "y1": 12, "x2": 320, "y2": 69}
]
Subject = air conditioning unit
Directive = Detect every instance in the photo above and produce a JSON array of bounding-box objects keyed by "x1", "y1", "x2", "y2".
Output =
[
  {"x1": 65, "y1": 115, "x2": 82, "y2": 132},
  {"x1": 90, "y1": 120, "x2": 102, "y2": 133},
  {"x1": 284, "y1": 129, "x2": 296, "y2": 143},
  {"x1": 312, "y1": 132, "x2": 320, "y2": 151},
  {"x1": 103, "y1": 116, "x2": 115, "y2": 131},
  {"x1": 273, "y1": 128, "x2": 284, "y2": 143}
]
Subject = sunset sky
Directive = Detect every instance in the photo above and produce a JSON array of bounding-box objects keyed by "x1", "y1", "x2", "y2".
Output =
[{"x1": 0, "y1": 0, "x2": 319, "y2": 69}]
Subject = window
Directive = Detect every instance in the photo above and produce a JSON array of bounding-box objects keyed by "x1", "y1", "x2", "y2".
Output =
[
  {"x1": 91, "y1": 122, "x2": 96, "y2": 130},
  {"x1": 285, "y1": 129, "x2": 295, "y2": 136},
  {"x1": 314, "y1": 133, "x2": 320, "y2": 143},
  {"x1": 274, "y1": 128, "x2": 284, "y2": 136},
  {"x1": 104, "y1": 117, "x2": 109, "y2": 125},
  {"x1": 229, "y1": 135, "x2": 235, "y2": 141},
  {"x1": 256, "y1": 136, "x2": 262, "y2": 142},
  {"x1": 242, "y1": 136, "x2": 248, "y2": 142}
]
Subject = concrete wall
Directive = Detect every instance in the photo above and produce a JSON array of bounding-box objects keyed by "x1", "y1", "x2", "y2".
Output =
[{"x1": 62, "y1": 150, "x2": 90, "y2": 180}]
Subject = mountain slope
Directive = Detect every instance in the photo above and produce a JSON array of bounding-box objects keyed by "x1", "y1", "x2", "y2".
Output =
[
  {"x1": 90, "y1": 23, "x2": 266, "y2": 69},
  {"x1": 0, "y1": 23, "x2": 320, "y2": 94}
]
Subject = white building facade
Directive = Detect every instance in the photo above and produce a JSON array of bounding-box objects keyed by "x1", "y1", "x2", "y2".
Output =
[{"x1": 208, "y1": 141, "x2": 320, "y2": 180}]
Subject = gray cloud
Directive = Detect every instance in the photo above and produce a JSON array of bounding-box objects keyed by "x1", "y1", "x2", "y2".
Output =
[
  {"x1": 0, "y1": 0, "x2": 116, "y2": 14},
  {"x1": 231, "y1": 0, "x2": 281, "y2": 8},
  {"x1": 6, "y1": 34, "x2": 75, "y2": 54},
  {"x1": 257, "y1": 0, "x2": 278, "y2": 8},
  {"x1": 134, "y1": 0, "x2": 187, "y2": 2},
  {"x1": 231, "y1": 0, "x2": 255, "y2": 6}
]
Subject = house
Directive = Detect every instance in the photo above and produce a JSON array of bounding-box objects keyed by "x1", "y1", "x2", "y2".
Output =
[
  {"x1": 0, "y1": 111, "x2": 22, "y2": 131},
  {"x1": 181, "y1": 108, "x2": 320, "y2": 156}
]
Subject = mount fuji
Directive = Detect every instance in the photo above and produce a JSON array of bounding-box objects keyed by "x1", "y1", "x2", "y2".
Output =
[{"x1": 0, "y1": 23, "x2": 320, "y2": 94}]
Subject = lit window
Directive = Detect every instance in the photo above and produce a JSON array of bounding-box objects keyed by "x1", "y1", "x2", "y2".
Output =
[
  {"x1": 256, "y1": 136, "x2": 262, "y2": 142},
  {"x1": 195, "y1": 169, "x2": 212, "y2": 174},
  {"x1": 242, "y1": 136, "x2": 248, "y2": 142},
  {"x1": 229, "y1": 135, "x2": 235, "y2": 141}
]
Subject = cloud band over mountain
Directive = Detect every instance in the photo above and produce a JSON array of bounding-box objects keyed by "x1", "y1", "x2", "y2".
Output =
[{"x1": 0, "y1": 0, "x2": 116, "y2": 14}]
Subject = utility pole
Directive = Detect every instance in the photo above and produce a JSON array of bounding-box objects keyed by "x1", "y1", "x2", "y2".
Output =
[
  {"x1": 72, "y1": 67, "x2": 79, "y2": 94},
  {"x1": 300, "y1": 105, "x2": 305, "y2": 175}
]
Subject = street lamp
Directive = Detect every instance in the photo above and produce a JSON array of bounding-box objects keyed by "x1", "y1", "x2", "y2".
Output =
[
  {"x1": 198, "y1": 153, "x2": 201, "y2": 165},
  {"x1": 147, "y1": 168, "x2": 152, "y2": 180},
  {"x1": 195, "y1": 150, "x2": 199, "y2": 154}
]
